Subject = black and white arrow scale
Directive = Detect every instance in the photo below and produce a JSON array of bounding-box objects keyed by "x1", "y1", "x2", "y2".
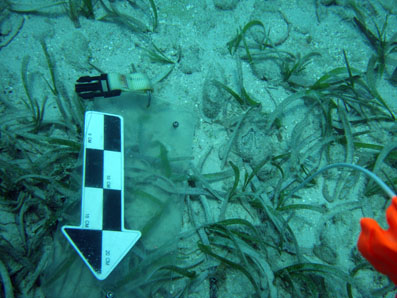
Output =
[{"x1": 62, "y1": 111, "x2": 141, "y2": 280}]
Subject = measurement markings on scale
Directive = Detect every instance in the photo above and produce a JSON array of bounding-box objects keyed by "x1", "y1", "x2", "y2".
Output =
[{"x1": 62, "y1": 111, "x2": 141, "y2": 280}]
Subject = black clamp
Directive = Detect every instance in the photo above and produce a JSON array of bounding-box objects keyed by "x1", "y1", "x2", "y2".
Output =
[{"x1": 75, "y1": 74, "x2": 122, "y2": 100}]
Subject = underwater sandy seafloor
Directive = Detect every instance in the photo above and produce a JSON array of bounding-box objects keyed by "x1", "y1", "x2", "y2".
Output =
[{"x1": 1, "y1": 0, "x2": 397, "y2": 297}]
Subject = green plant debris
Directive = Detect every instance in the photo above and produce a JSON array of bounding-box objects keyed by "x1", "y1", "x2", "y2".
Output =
[
  {"x1": 214, "y1": 80, "x2": 260, "y2": 108},
  {"x1": 227, "y1": 20, "x2": 267, "y2": 56},
  {"x1": 281, "y1": 51, "x2": 321, "y2": 84},
  {"x1": 98, "y1": 0, "x2": 155, "y2": 33},
  {"x1": 20, "y1": 56, "x2": 48, "y2": 132},
  {"x1": 148, "y1": 0, "x2": 158, "y2": 31},
  {"x1": 353, "y1": 14, "x2": 397, "y2": 77},
  {"x1": 198, "y1": 242, "x2": 262, "y2": 297},
  {"x1": 8, "y1": 1, "x2": 65, "y2": 13}
]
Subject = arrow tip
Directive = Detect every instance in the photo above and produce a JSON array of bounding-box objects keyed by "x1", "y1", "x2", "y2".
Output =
[{"x1": 62, "y1": 226, "x2": 141, "y2": 280}]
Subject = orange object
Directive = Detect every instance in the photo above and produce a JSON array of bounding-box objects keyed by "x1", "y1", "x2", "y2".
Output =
[{"x1": 357, "y1": 196, "x2": 397, "y2": 284}]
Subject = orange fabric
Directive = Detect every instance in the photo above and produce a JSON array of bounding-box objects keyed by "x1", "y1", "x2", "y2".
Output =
[{"x1": 357, "y1": 196, "x2": 397, "y2": 284}]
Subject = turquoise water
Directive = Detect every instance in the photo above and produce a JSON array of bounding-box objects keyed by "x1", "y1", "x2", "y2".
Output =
[{"x1": 0, "y1": 0, "x2": 396, "y2": 297}]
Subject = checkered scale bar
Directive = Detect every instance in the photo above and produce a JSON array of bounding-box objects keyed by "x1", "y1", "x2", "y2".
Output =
[{"x1": 82, "y1": 112, "x2": 123, "y2": 231}]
